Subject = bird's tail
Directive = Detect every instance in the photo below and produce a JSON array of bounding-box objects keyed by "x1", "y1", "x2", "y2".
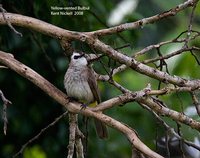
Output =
[
  {"x1": 90, "y1": 101, "x2": 108, "y2": 139},
  {"x1": 94, "y1": 119, "x2": 108, "y2": 139}
]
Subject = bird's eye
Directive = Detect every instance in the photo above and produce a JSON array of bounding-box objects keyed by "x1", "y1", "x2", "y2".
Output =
[
  {"x1": 73, "y1": 55, "x2": 80, "y2": 59},
  {"x1": 73, "y1": 54, "x2": 84, "y2": 59}
]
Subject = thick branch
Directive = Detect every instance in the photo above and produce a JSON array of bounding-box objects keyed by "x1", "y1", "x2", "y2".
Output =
[
  {"x1": 91, "y1": 39, "x2": 200, "y2": 88},
  {"x1": 98, "y1": 30, "x2": 200, "y2": 81},
  {"x1": 0, "y1": 51, "x2": 163, "y2": 158},
  {"x1": 139, "y1": 97, "x2": 200, "y2": 131},
  {"x1": 93, "y1": 88, "x2": 200, "y2": 131},
  {"x1": 0, "y1": 0, "x2": 197, "y2": 38},
  {"x1": 0, "y1": 13, "x2": 80, "y2": 40},
  {"x1": 0, "y1": 3, "x2": 200, "y2": 88}
]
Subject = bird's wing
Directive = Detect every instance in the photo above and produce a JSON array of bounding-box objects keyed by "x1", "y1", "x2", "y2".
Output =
[{"x1": 87, "y1": 67, "x2": 101, "y2": 104}]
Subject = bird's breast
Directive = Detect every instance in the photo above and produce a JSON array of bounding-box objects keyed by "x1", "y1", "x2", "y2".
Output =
[{"x1": 64, "y1": 69, "x2": 94, "y2": 103}]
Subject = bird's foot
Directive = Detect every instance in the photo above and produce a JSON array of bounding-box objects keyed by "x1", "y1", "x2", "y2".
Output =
[
  {"x1": 80, "y1": 104, "x2": 87, "y2": 110},
  {"x1": 67, "y1": 97, "x2": 87, "y2": 110}
]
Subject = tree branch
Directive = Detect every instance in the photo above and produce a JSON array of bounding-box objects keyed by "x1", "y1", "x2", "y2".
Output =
[
  {"x1": 67, "y1": 113, "x2": 77, "y2": 158},
  {"x1": 93, "y1": 86, "x2": 200, "y2": 131},
  {"x1": 139, "y1": 97, "x2": 200, "y2": 131},
  {"x1": 0, "y1": 51, "x2": 163, "y2": 158},
  {"x1": 0, "y1": 89, "x2": 12, "y2": 135},
  {"x1": 143, "y1": 46, "x2": 200, "y2": 64},
  {"x1": 0, "y1": 0, "x2": 198, "y2": 38},
  {"x1": 0, "y1": 1, "x2": 199, "y2": 89},
  {"x1": 0, "y1": 4, "x2": 22, "y2": 36},
  {"x1": 90, "y1": 38, "x2": 200, "y2": 88},
  {"x1": 98, "y1": 30, "x2": 200, "y2": 81},
  {"x1": 87, "y1": 0, "x2": 198, "y2": 36},
  {"x1": 75, "y1": 126, "x2": 84, "y2": 158}
]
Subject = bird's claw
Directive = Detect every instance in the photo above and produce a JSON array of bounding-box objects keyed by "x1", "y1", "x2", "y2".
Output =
[{"x1": 80, "y1": 104, "x2": 87, "y2": 110}]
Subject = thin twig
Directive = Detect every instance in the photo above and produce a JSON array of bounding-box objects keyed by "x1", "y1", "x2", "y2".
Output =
[
  {"x1": 143, "y1": 103, "x2": 200, "y2": 152},
  {"x1": 31, "y1": 32, "x2": 56, "y2": 72},
  {"x1": 165, "y1": 131, "x2": 170, "y2": 158},
  {"x1": 108, "y1": 78, "x2": 130, "y2": 94},
  {"x1": 88, "y1": 0, "x2": 197, "y2": 36},
  {"x1": 0, "y1": 65, "x2": 8, "y2": 68},
  {"x1": 0, "y1": 4, "x2": 22, "y2": 37},
  {"x1": 176, "y1": 122, "x2": 186, "y2": 158},
  {"x1": 134, "y1": 30, "x2": 200, "y2": 58},
  {"x1": 115, "y1": 44, "x2": 131, "y2": 50},
  {"x1": 13, "y1": 111, "x2": 68, "y2": 158},
  {"x1": 143, "y1": 46, "x2": 200, "y2": 64},
  {"x1": 190, "y1": 92, "x2": 200, "y2": 116},
  {"x1": 98, "y1": 30, "x2": 200, "y2": 81},
  {"x1": 184, "y1": 2, "x2": 197, "y2": 46},
  {"x1": 0, "y1": 89, "x2": 12, "y2": 135},
  {"x1": 190, "y1": 50, "x2": 200, "y2": 65}
]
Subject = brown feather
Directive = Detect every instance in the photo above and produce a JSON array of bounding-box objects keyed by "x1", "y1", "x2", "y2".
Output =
[
  {"x1": 86, "y1": 67, "x2": 101, "y2": 103},
  {"x1": 86, "y1": 66, "x2": 108, "y2": 139}
]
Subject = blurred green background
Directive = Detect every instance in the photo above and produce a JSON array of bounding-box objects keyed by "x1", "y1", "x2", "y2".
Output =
[{"x1": 0, "y1": 0, "x2": 200, "y2": 157}]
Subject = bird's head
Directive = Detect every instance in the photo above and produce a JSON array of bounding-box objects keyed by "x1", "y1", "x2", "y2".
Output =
[{"x1": 70, "y1": 52, "x2": 88, "y2": 66}]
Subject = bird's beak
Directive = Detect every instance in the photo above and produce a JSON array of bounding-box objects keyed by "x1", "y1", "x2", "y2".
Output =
[{"x1": 79, "y1": 54, "x2": 85, "y2": 58}]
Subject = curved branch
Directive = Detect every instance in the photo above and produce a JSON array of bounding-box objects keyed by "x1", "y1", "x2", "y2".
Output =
[
  {"x1": 0, "y1": 0, "x2": 197, "y2": 38},
  {"x1": 0, "y1": 5, "x2": 200, "y2": 88},
  {"x1": 93, "y1": 87, "x2": 200, "y2": 131},
  {"x1": 91, "y1": 38, "x2": 200, "y2": 88},
  {"x1": 139, "y1": 97, "x2": 200, "y2": 131},
  {"x1": 1, "y1": 50, "x2": 199, "y2": 132},
  {"x1": 0, "y1": 50, "x2": 163, "y2": 158},
  {"x1": 143, "y1": 46, "x2": 200, "y2": 64},
  {"x1": 98, "y1": 30, "x2": 200, "y2": 81},
  {"x1": 0, "y1": 13, "x2": 80, "y2": 40},
  {"x1": 87, "y1": 0, "x2": 198, "y2": 36}
]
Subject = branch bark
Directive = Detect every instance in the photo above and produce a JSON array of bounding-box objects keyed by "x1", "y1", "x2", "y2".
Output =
[
  {"x1": 87, "y1": 0, "x2": 197, "y2": 36},
  {"x1": 67, "y1": 113, "x2": 77, "y2": 158},
  {"x1": 0, "y1": 89, "x2": 12, "y2": 135},
  {"x1": 0, "y1": 1, "x2": 199, "y2": 89},
  {"x1": 0, "y1": 51, "x2": 163, "y2": 158},
  {"x1": 0, "y1": 0, "x2": 198, "y2": 37}
]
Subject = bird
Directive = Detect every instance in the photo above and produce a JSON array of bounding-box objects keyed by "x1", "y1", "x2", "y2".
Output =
[{"x1": 64, "y1": 52, "x2": 108, "y2": 139}]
